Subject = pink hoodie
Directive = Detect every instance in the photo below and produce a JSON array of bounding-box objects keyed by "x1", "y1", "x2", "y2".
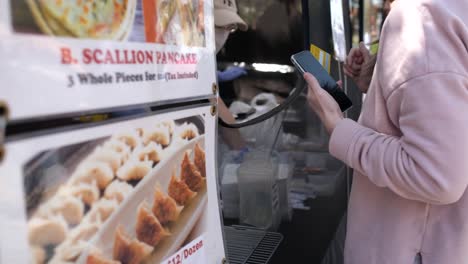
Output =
[{"x1": 329, "y1": 0, "x2": 468, "y2": 263}]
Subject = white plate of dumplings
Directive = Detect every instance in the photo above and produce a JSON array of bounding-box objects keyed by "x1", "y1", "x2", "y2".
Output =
[
  {"x1": 79, "y1": 136, "x2": 207, "y2": 264},
  {"x1": 26, "y1": 120, "x2": 204, "y2": 264}
]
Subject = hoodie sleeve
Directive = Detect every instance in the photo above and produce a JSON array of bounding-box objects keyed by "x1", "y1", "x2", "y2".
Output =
[{"x1": 330, "y1": 73, "x2": 468, "y2": 205}]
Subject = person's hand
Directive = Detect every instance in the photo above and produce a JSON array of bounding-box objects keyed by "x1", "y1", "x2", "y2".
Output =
[
  {"x1": 304, "y1": 72, "x2": 344, "y2": 135},
  {"x1": 344, "y1": 42, "x2": 372, "y2": 93},
  {"x1": 217, "y1": 67, "x2": 247, "y2": 82}
]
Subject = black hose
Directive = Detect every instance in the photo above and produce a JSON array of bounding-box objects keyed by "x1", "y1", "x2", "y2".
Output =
[{"x1": 219, "y1": 78, "x2": 306, "y2": 128}]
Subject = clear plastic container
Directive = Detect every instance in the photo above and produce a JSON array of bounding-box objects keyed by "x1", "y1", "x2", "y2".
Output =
[{"x1": 237, "y1": 150, "x2": 280, "y2": 230}]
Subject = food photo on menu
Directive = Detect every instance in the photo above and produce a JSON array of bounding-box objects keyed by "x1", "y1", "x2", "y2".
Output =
[
  {"x1": 23, "y1": 116, "x2": 208, "y2": 264},
  {"x1": 10, "y1": 0, "x2": 206, "y2": 46}
]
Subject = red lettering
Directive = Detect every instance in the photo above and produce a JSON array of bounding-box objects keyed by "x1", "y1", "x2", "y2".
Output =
[
  {"x1": 104, "y1": 50, "x2": 115, "y2": 64},
  {"x1": 145, "y1": 51, "x2": 153, "y2": 63},
  {"x1": 93, "y1": 49, "x2": 103, "y2": 64},
  {"x1": 82, "y1": 48, "x2": 92, "y2": 64},
  {"x1": 136, "y1": 51, "x2": 145, "y2": 63},
  {"x1": 61, "y1": 47, "x2": 73, "y2": 64}
]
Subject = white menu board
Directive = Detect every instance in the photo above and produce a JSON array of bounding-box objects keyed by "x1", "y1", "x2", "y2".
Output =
[
  {"x1": 0, "y1": 1, "x2": 216, "y2": 120},
  {"x1": 0, "y1": 106, "x2": 225, "y2": 264}
]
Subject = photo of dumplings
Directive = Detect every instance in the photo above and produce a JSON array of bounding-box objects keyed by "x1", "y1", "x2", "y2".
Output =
[
  {"x1": 68, "y1": 180, "x2": 100, "y2": 206},
  {"x1": 114, "y1": 131, "x2": 141, "y2": 150},
  {"x1": 23, "y1": 115, "x2": 206, "y2": 263},
  {"x1": 28, "y1": 215, "x2": 68, "y2": 246},
  {"x1": 136, "y1": 201, "x2": 170, "y2": 246},
  {"x1": 180, "y1": 151, "x2": 205, "y2": 191},
  {"x1": 168, "y1": 173, "x2": 197, "y2": 206},
  {"x1": 142, "y1": 126, "x2": 171, "y2": 147},
  {"x1": 71, "y1": 161, "x2": 114, "y2": 190},
  {"x1": 104, "y1": 181, "x2": 134, "y2": 204},
  {"x1": 133, "y1": 142, "x2": 163, "y2": 164},
  {"x1": 176, "y1": 122, "x2": 199, "y2": 141},
  {"x1": 53, "y1": 239, "x2": 89, "y2": 262},
  {"x1": 31, "y1": 245, "x2": 46, "y2": 264},
  {"x1": 88, "y1": 147, "x2": 125, "y2": 173},
  {"x1": 87, "y1": 250, "x2": 121, "y2": 264},
  {"x1": 152, "y1": 186, "x2": 182, "y2": 225},
  {"x1": 87, "y1": 199, "x2": 119, "y2": 223},
  {"x1": 103, "y1": 140, "x2": 132, "y2": 158},
  {"x1": 116, "y1": 160, "x2": 153, "y2": 181},
  {"x1": 194, "y1": 143, "x2": 206, "y2": 178},
  {"x1": 38, "y1": 195, "x2": 84, "y2": 225},
  {"x1": 113, "y1": 226, "x2": 153, "y2": 264}
]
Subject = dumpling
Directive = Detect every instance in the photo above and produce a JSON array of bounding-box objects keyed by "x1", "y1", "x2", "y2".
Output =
[
  {"x1": 168, "y1": 172, "x2": 196, "y2": 206},
  {"x1": 194, "y1": 143, "x2": 206, "y2": 178},
  {"x1": 142, "y1": 126, "x2": 171, "y2": 147},
  {"x1": 28, "y1": 215, "x2": 68, "y2": 245},
  {"x1": 53, "y1": 239, "x2": 89, "y2": 262},
  {"x1": 104, "y1": 181, "x2": 133, "y2": 204},
  {"x1": 67, "y1": 180, "x2": 100, "y2": 206},
  {"x1": 113, "y1": 226, "x2": 153, "y2": 264},
  {"x1": 152, "y1": 186, "x2": 182, "y2": 225},
  {"x1": 103, "y1": 140, "x2": 132, "y2": 160},
  {"x1": 88, "y1": 147, "x2": 124, "y2": 173},
  {"x1": 31, "y1": 245, "x2": 46, "y2": 264},
  {"x1": 180, "y1": 151, "x2": 205, "y2": 191},
  {"x1": 71, "y1": 161, "x2": 114, "y2": 189},
  {"x1": 158, "y1": 120, "x2": 175, "y2": 135},
  {"x1": 136, "y1": 201, "x2": 170, "y2": 246},
  {"x1": 116, "y1": 160, "x2": 152, "y2": 181},
  {"x1": 39, "y1": 195, "x2": 84, "y2": 225},
  {"x1": 133, "y1": 142, "x2": 163, "y2": 164},
  {"x1": 86, "y1": 198, "x2": 119, "y2": 223},
  {"x1": 176, "y1": 123, "x2": 199, "y2": 141},
  {"x1": 86, "y1": 250, "x2": 121, "y2": 264},
  {"x1": 113, "y1": 131, "x2": 141, "y2": 150}
]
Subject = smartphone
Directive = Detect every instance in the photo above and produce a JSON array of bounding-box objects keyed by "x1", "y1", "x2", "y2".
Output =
[{"x1": 291, "y1": 50, "x2": 352, "y2": 111}]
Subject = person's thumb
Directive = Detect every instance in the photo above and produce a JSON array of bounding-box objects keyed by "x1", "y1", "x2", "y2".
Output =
[
  {"x1": 304, "y1": 72, "x2": 320, "y2": 91},
  {"x1": 359, "y1": 42, "x2": 371, "y2": 61}
]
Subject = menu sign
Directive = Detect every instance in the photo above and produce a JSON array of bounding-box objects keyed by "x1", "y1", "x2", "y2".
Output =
[
  {"x1": 0, "y1": 0, "x2": 216, "y2": 120},
  {"x1": 0, "y1": 106, "x2": 225, "y2": 264}
]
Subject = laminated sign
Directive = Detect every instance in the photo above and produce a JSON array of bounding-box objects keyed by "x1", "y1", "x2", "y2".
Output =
[
  {"x1": 0, "y1": 1, "x2": 216, "y2": 120},
  {"x1": 0, "y1": 106, "x2": 225, "y2": 264}
]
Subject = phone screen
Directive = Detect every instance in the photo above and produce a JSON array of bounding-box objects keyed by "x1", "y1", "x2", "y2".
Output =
[{"x1": 291, "y1": 50, "x2": 353, "y2": 111}]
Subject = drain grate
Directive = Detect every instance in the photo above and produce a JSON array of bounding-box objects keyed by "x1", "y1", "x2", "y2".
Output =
[{"x1": 224, "y1": 226, "x2": 283, "y2": 264}]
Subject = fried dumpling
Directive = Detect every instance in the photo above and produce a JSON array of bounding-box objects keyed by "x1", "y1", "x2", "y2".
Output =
[
  {"x1": 72, "y1": 161, "x2": 114, "y2": 189},
  {"x1": 28, "y1": 215, "x2": 68, "y2": 245},
  {"x1": 104, "y1": 181, "x2": 133, "y2": 204},
  {"x1": 86, "y1": 198, "x2": 119, "y2": 223},
  {"x1": 113, "y1": 131, "x2": 141, "y2": 150},
  {"x1": 176, "y1": 122, "x2": 199, "y2": 141},
  {"x1": 116, "y1": 160, "x2": 153, "y2": 181},
  {"x1": 142, "y1": 126, "x2": 171, "y2": 147},
  {"x1": 136, "y1": 201, "x2": 170, "y2": 246},
  {"x1": 39, "y1": 195, "x2": 84, "y2": 225},
  {"x1": 194, "y1": 143, "x2": 206, "y2": 178},
  {"x1": 133, "y1": 142, "x2": 163, "y2": 164},
  {"x1": 88, "y1": 147, "x2": 124, "y2": 173},
  {"x1": 168, "y1": 172, "x2": 196, "y2": 206},
  {"x1": 87, "y1": 250, "x2": 121, "y2": 264},
  {"x1": 31, "y1": 245, "x2": 46, "y2": 264},
  {"x1": 152, "y1": 186, "x2": 182, "y2": 224},
  {"x1": 113, "y1": 226, "x2": 153, "y2": 264},
  {"x1": 180, "y1": 151, "x2": 205, "y2": 191},
  {"x1": 67, "y1": 180, "x2": 100, "y2": 206}
]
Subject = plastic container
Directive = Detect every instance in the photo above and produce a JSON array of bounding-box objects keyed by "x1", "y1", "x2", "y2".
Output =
[{"x1": 237, "y1": 150, "x2": 280, "y2": 230}]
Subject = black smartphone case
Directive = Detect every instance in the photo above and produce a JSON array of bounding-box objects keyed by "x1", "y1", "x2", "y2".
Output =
[{"x1": 291, "y1": 51, "x2": 353, "y2": 112}]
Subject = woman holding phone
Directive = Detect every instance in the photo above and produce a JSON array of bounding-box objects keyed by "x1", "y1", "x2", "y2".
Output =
[{"x1": 305, "y1": 0, "x2": 468, "y2": 263}]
